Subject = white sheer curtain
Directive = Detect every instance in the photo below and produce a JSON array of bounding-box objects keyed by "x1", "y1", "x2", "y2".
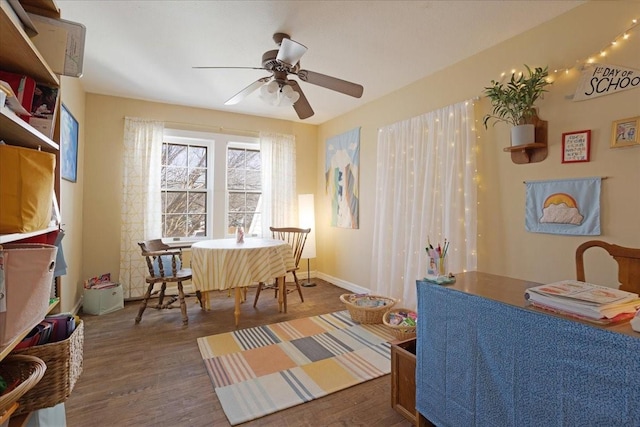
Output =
[
  {"x1": 120, "y1": 117, "x2": 164, "y2": 298},
  {"x1": 371, "y1": 99, "x2": 478, "y2": 310},
  {"x1": 260, "y1": 132, "x2": 297, "y2": 236}
]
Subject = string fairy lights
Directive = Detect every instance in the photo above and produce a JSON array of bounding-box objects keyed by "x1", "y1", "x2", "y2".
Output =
[{"x1": 493, "y1": 18, "x2": 639, "y2": 84}]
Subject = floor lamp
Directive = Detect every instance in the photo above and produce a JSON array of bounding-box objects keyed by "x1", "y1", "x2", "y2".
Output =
[{"x1": 298, "y1": 194, "x2": 317, "y2": 287}]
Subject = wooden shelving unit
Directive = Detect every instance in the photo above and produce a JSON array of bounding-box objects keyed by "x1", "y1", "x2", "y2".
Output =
[
  {"x1": 0, "y1": 0, "x2": 65, "y2": 423},
  {"x1": 503, "y1": 114, "x2": 548, "y2": 164}
]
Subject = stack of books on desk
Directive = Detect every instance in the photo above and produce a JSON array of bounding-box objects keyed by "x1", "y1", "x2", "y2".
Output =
[{"x1": 525, "y1": 280, "x2": 640, "y2": 324}]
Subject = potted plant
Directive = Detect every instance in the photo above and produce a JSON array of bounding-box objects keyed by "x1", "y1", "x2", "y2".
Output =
[{"x1": 482, "y1": 65, "x2": 552, "y2": 146}]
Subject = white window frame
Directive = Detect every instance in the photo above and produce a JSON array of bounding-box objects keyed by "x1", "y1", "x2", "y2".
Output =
[{"x1": 162, "y1": 129, "x2": 259, "y2": 244}]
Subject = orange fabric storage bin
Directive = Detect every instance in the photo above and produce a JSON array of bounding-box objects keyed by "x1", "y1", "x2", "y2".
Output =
[{"x1": 0, "y1": 145, "x2": 55, "y2": 233}]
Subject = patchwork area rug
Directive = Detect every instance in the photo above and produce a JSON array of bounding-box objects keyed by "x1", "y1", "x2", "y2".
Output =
[{"x1": 196, "y1": 310, "x2": 396, "y2": 425}]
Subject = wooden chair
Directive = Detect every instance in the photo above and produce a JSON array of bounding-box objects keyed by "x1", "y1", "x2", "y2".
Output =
[
  {"x1": 253, "y1": 227, "x2": 310, "y2": 308},
  {"x1": 576, "y1": 240, "x2": 640, "y2": 295},
  {"x1": 136, "y1": 239, "x2": 201, "y2": 325}
]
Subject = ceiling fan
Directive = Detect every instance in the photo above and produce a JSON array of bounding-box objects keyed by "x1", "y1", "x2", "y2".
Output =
[{"x1": 194, "y1": 33, "x2": 364, "y2": 120}]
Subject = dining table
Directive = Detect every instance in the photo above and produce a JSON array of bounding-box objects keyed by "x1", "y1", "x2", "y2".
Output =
[{"x1": 190, "y1": 238, "x2": 295, "y2": 326}]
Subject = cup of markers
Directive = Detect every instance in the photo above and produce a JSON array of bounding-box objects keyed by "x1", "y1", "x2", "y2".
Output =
[{"x1": 426, "y1": 237, "x2": 450, "y2": 278}]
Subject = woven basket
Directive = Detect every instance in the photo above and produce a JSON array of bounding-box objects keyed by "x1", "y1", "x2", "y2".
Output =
[
  {"x1": 383, "y1": 308, "x2": 417, "y2": 340},
  {"x1": 340, "y1": 294, "x2": 396, "y2": 324},
  {"x1": 12, "y1": 320, "x2": 84, "y2": 415},
  {"x1": 0, "y1": 355, "x2": 47, "y2": 414}
]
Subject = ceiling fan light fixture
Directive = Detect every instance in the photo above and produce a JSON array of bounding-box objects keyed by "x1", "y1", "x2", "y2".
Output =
[{"x1": 259, "y1": 81, "x2": 299, "y2": 107}]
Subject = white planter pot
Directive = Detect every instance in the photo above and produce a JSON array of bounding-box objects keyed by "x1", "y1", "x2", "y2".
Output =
[{"x1": 511, "y1": 124, "x2": 535, "y2": 146}]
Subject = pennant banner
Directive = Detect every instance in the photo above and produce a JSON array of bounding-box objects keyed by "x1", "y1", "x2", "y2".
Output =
[{"x1": 573, "y1": 63, "x2": 640, "y2": 101}]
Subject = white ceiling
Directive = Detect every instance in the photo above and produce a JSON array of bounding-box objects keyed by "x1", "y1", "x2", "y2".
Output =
[{"x1": 56, "y1": 0, "x2": 582, "y2": 125}]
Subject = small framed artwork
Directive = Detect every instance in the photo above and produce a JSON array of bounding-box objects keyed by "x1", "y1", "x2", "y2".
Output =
[
  {"x1": 611, "y1": 116, "x2": 639, "y2": 148},
  {"x1": 562, "y1": 130, "x2": 591, "y2": 163},
  {"x1": 60, "y1": 103, "x2": 79, "y2": 182}
]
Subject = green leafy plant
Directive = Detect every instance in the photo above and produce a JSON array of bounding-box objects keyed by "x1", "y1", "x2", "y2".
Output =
[{"x1": 482, "y1": 65, "x2": 552, "y2": 129}]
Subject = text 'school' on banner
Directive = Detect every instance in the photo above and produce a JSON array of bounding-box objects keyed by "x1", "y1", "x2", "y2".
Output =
[{"x1": 574, "y1": 63, "x2": 640, "y2": 101}]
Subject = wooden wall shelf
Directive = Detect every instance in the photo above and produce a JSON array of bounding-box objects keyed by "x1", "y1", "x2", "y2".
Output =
[{"x1": 503, "y1": 115, "x2": 548, "y2": 164}]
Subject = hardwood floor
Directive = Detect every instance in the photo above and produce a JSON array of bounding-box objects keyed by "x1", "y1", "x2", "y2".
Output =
[{"x1": 65, "y1": 279, "x2": 413, "y2": 426}]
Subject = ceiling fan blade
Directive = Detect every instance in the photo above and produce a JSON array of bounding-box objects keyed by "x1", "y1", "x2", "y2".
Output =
[
  {"x1": 193, "y1": 66, "x2": 266, "y2": 70},
  {"x1": 297, "y1": 70, "x2": 364, "y2": 98},
  {"x1": 276, "y1": 37, "x2": 307, "y2": 67},
  {"x1": 224, "y1": 77, "x2": 271, "y2": 105},
  {"x1": 288, "y1": 80, "x2": 314, "y2": 119}
]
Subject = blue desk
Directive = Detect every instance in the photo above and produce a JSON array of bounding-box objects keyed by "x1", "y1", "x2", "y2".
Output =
[{"x1": 416, "y1": 272, "x2": 640, "y2": 427}]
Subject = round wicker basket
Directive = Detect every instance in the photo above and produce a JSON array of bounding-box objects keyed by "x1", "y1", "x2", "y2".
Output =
[
  {"x1": 0, "y1": 354, "x2": 47, "y2": 414},
  {"x1": 383, "y1": 308, "x2": 417, "y2": 340},
  {"x1": 340, "y1": 293, "x2": 396, "y2": 324}
]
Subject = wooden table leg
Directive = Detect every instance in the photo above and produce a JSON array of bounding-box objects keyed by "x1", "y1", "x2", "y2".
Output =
[
  {"x1": 234, "y1": 287, "x2": 241, "y2": 326},
  {"x1": 203, "y1": 291, "x2": 210, "y2": 310},
  {"x1": 277, "y1": 275, "x2": 287, "y2": 313}
]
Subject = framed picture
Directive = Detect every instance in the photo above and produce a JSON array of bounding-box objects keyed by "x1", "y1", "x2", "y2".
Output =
[
  {"x1": 60, "y1": 103, "x2": 79, "y2": 182},
  {"x1": 611, "y1": 116, "x2": 639, "y2": 148},
  {"x1": 562, "y1": 130, "x2": 591, "y2": 163}
]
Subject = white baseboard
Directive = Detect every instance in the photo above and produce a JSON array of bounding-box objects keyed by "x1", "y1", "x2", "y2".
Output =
[{"x1": 316, "y1": 271, "x2": 370, "y2": 294}]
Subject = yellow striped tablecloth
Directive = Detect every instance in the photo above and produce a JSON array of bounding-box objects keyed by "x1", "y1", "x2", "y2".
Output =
[{"x1": 191, "y1": 238, "x2": 295, "y2": 323}]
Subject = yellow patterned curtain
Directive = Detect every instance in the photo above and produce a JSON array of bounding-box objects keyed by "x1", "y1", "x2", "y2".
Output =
[{"x1": 120, "y1": 117, "x2": 164, "y2": 298}]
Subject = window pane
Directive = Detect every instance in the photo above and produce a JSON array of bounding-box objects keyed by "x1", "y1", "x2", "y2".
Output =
[
  {"x1": 167, "y1": 144, "x2": 188, "y2": 167},
  {"x1": 164, "y1": 214, "x2": 187, "y2": 237},
  {"x1": 165, "y1": 191, "x2": 187, "y2": 214},
  {"x1": 166, "y1": 166, "x2": 188, "y2": 189},
  {"x1": 188, "y1": 167, "x2": 206, "y2": 189},
  {"x1": 245, "y1": 170, "x2": 261, "y2": 190},
  {"x1": 188, "y1": 193, "x2": 206, "y2": 214},
  {"x1": 228, "y1": 192, "x2": 244, "y2": 212},
  {"x1": 227, "y1": 168, "x2": 244, "y2": 190},
  {"x1": 189, "y1": 146, "x2": 207, "y2": 168},
  {"x1": 246, "y1": 193, "x2": 260, "y2": 211},
  {"x1": 246, "y1": 150, "x2": 260, "y2": 170},
  {"x1": 227, "y1": 148, "x2": 244, "y2": 168},
  {"x1": 188, "y1": 214, "x2": 206, "y2": 236}
]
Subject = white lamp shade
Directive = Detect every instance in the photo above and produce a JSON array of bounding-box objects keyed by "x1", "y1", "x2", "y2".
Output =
[
  {"x1": 298, "y1": 194, "x2": 316, "y2": 259},
  {"x1": 276, "y1": 38, "x2": 308, "y2": 67}
]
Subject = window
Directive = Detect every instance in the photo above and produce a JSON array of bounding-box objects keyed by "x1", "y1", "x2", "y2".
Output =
[
  {"x1": 161, "y1": 142, "x2": 208, "y2": 238},
  {"x1": 162, "y1": 129, "x2": 259, "y2": 240},
  {"x1": 227, "y1": 145, "x2": 261, "y2": 236}
]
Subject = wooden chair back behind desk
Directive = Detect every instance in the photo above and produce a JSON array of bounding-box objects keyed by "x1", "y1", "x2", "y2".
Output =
[{"x1": 576, "y1": 240, "x2": 640, "y2": 295}]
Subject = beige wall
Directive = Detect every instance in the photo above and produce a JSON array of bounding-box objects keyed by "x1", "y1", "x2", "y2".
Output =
[
  {"x1": 66, "y1": 2, "x2": 638, "y2": 310},
  {"x1": 316, "y1": 2, "x2": 640, "y2": 290},
  {"x1": 81, "y1": 95, "x2": 317, "y2": 285},
  {"x1": 59, "y1": 76, "x2": 86, "y2": 312}
]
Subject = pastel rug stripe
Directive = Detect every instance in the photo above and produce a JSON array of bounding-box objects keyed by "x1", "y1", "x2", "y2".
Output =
[
  {"x1": 277, "y1": 340, "x2": 313, "y2": 366},
  {"x1": 212, "y1": 351, "x2": 255, "y2": 387},
  {"x1": 333, "y1": 347, "x2": 390, "y2": 381},
  {"x1": 233, "y1": 325, "x2": 280, "y2": 349},
  {"x1": 279, "y1": 369, "x2": 316, "y2": 402},
  {"x1": 312, "y1": 331, "x2": 354, "y2": 356},
  {"x1": 203, "y1": 357, "x2": 232, "y2": 388},
  {"x1": 316, "y1": 311, "x2": 356, "y2": 329}
]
